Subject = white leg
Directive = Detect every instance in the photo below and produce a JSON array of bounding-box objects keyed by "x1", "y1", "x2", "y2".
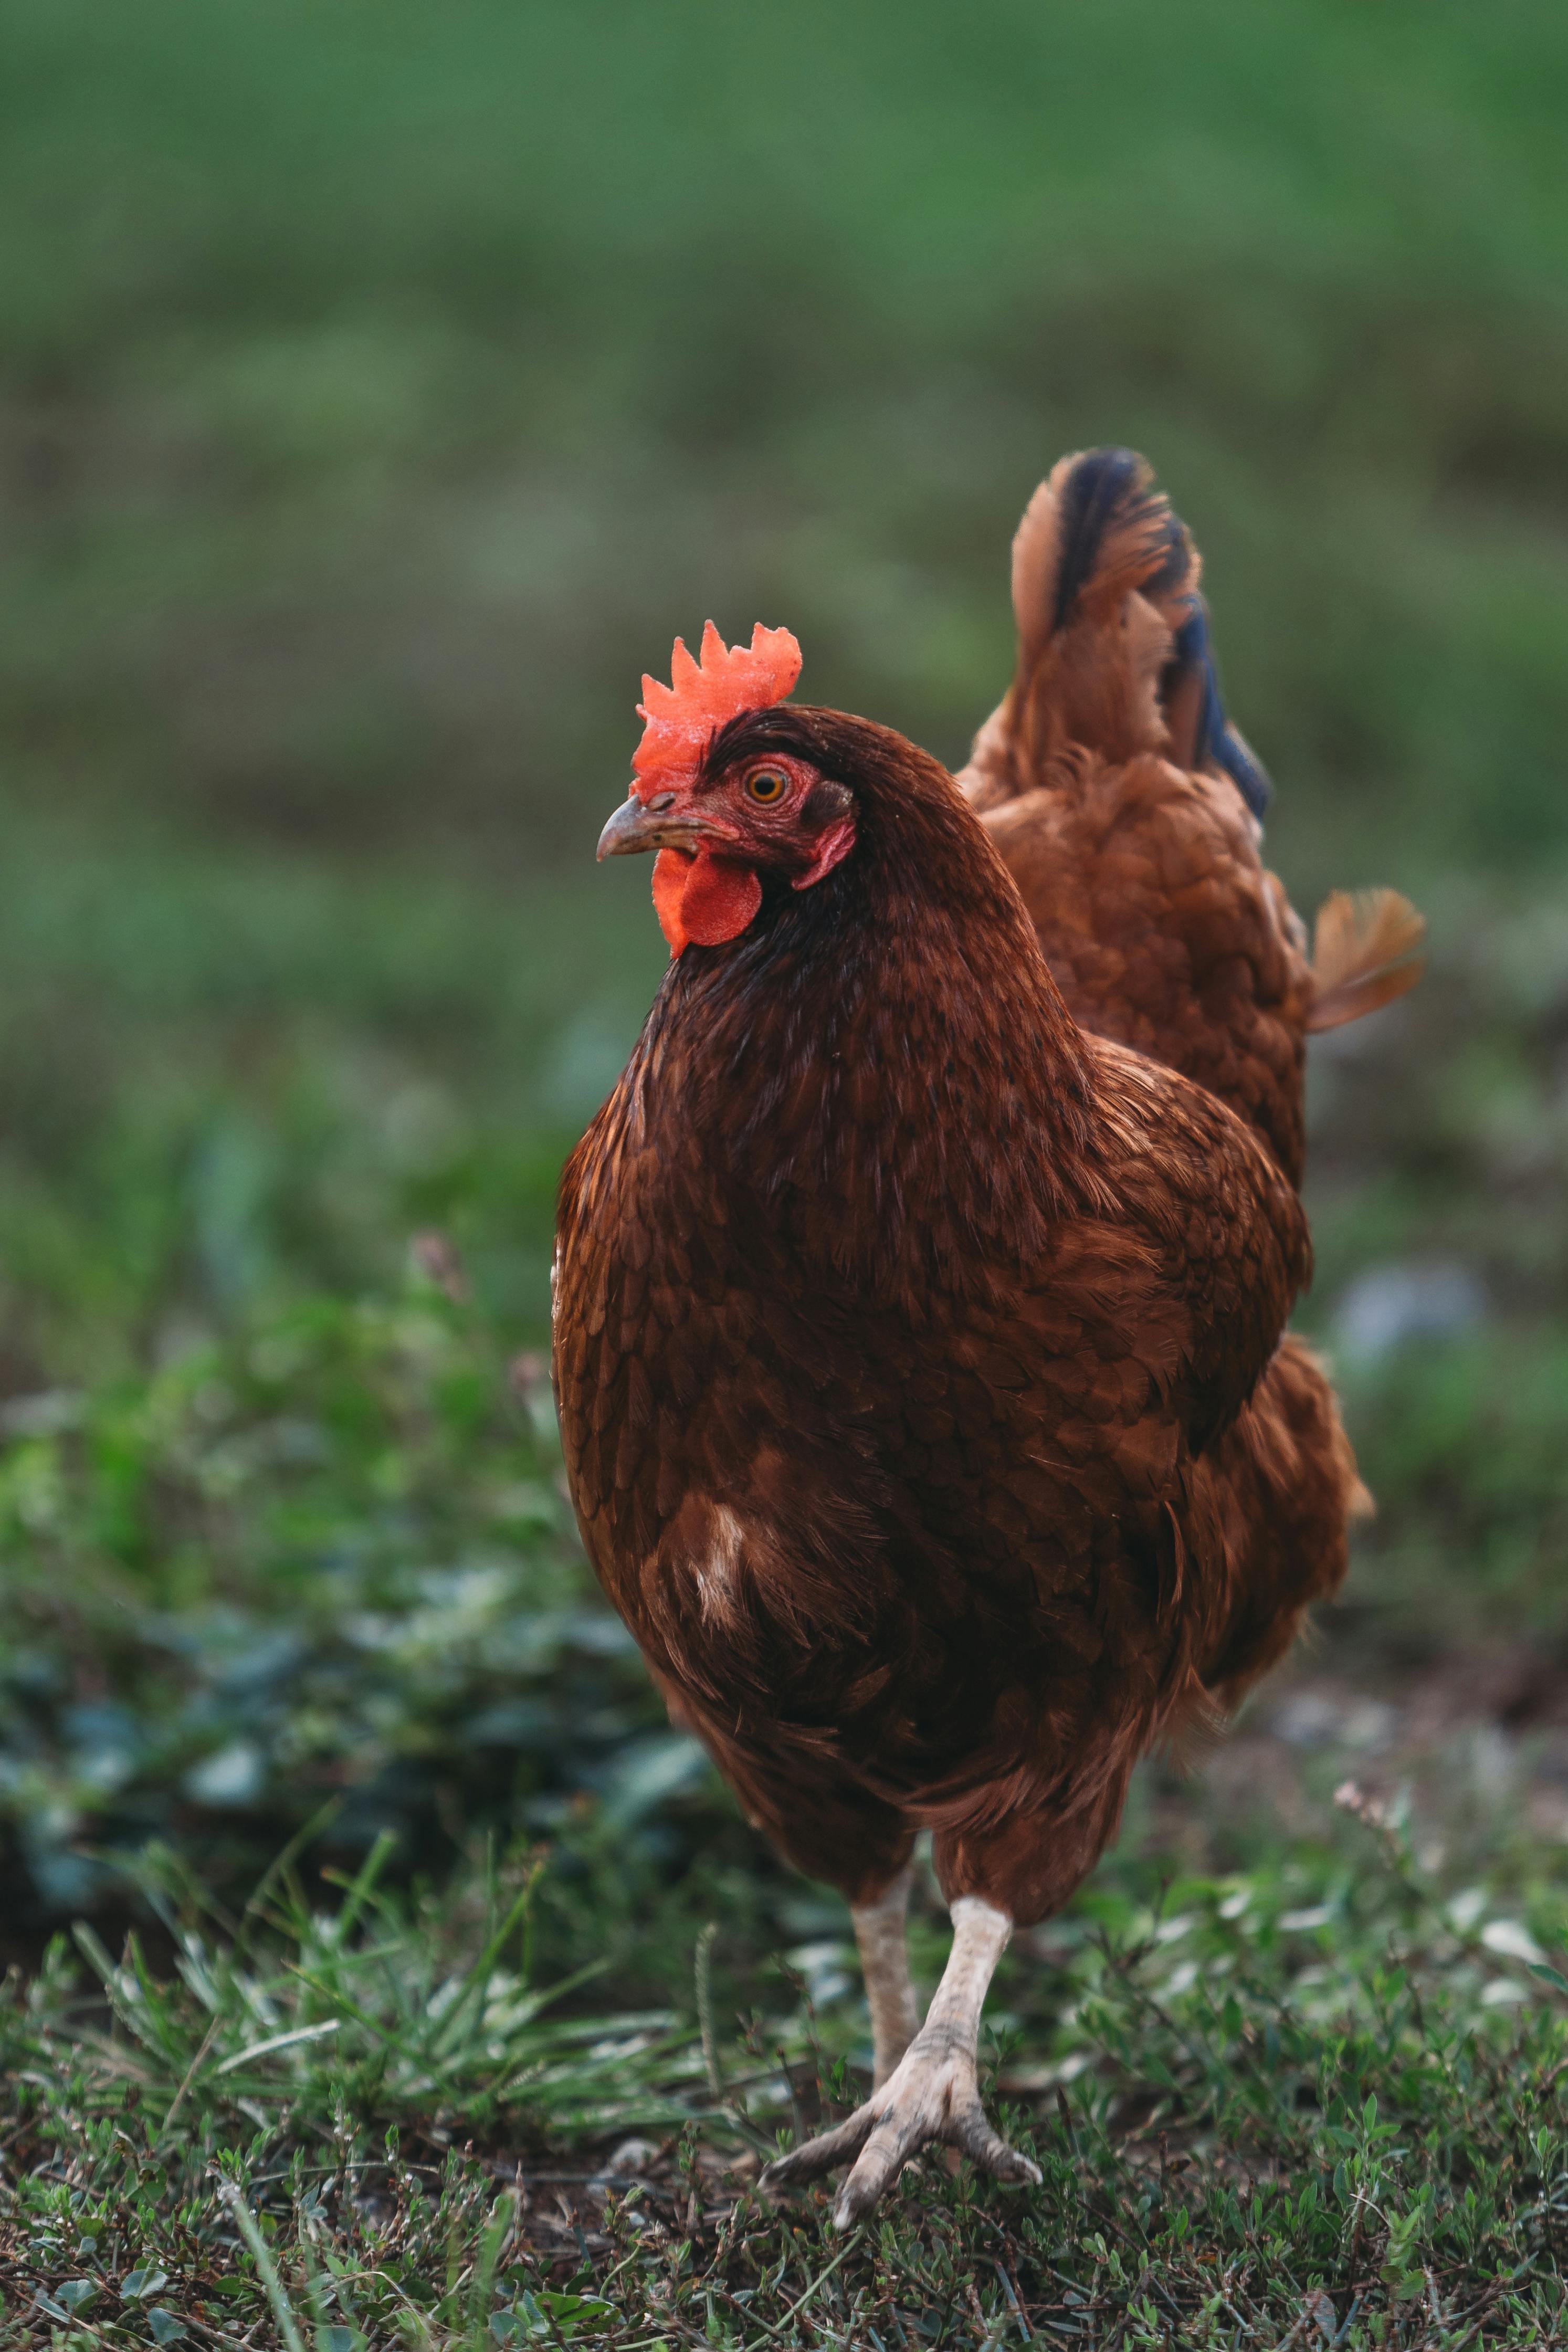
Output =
[
  {"x1": 763, "y1": 1894, "x2": 1041, "y2": 2229},
  {"x1": 852, "y1": 1863, "x2": 921, "y2": 2087}
]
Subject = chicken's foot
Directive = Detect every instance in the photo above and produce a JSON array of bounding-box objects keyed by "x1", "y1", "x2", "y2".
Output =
[
  {"x1": 853, "y1": 1862, "x2": 921, "y2": 2086},
  {"x1": 763, "y1": 1895, "x2": 1041, "y2": 2229}
]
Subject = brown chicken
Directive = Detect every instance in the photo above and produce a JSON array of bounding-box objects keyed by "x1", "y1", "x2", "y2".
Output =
[
  {"x1": 960, "y1": 447, "x2": 1425, "y2": 1189},
  {"x1": 551, "y1": 560, "x2": 1385, "y2": 2227},
  {"x1": 953, "y1": 444, "x2": 1427, "y2": 1724}
]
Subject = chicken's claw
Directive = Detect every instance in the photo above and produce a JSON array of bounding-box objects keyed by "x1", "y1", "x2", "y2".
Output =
[{"x1": 761, "y1": 2026, "x2": 1041, "y2": 2229}]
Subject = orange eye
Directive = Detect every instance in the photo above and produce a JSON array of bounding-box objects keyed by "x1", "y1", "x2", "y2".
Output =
[{"x1": 745, "y1": 768, "x2": 788, "y2": 804}]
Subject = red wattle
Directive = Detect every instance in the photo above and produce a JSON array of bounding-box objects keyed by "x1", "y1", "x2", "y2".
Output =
[
  {"x1": 651, "y1": 848, "x2": 693, "y2": 954},
  {"x1": 651, "y1": 846, "x2": 761, "y2": 957},
  {"x1": 681, "y1": 851, "x2": 762, "y2": 946}
]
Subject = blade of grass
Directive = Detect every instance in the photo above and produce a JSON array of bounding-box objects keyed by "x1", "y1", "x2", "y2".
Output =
[
  {"x1": 213, "y1": 2019, "x2": 342, "y2": 2075},
  {"x1": 71, "y1": 1924, "x2": 187, "y2": 2068},
  {"x1": 217, "y1": 2179, "x2": 310, "y2": 2352},
  {"x1": 696, "y1": 1920, "x2": 723, "y2": 2101},
  {"x1": 316, "y1": 1829, "x2": 400, "y2": 1953},
  {"x1": 466, "y1": 2188, "x2": 517, "y2": 2342},
  {"x1": 234, "y1": 1799, "x2": 345, "y2": 1961},
  {"x1": 423, "y1": 1853, "x2": 545, "y2": 2060},
  {"x1": 742, "y1": 2231, "x2": 865, "y2": 2349},
  {"x1": 160, "y1": 2009, "x2": 225, "y2": 2139}
]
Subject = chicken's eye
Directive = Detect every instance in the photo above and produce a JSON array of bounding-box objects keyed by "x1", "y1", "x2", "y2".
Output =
[{"x1": 745, "y1": 768, "x2": 788, "y2": 805}]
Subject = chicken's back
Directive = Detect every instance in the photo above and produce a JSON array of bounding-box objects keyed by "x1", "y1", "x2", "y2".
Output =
[{"x1": 980, "y1": 751, "x2": 1311, "y2": 1184}]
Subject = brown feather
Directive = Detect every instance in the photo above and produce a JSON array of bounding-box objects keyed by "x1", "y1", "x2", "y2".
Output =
[{"x1": 1307, "y1": 888, "x2": 1427, "y2": 1033}]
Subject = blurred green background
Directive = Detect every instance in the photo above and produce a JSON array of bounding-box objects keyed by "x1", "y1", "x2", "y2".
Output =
[{"x1": 2, "y1": 0, "x2": 1566, "y2": 1937}]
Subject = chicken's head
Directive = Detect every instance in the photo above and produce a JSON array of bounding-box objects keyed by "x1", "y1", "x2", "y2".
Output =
[{"x1": 597, "y1": 622, "x2": 856, "y2": 955}]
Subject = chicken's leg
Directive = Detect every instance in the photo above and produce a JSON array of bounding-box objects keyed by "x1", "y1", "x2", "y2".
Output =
[
  {"x1": 853, "y1": 1862, "x2": 921, "y2": 2086},
  {"x1": 763, "y1": 1895, "x2": 1041, "y2": 2229}
]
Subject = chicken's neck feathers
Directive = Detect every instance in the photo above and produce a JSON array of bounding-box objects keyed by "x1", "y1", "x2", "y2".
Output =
[{"x1": 609, "y1": 787, "x2": 1102, "y2": 1300}]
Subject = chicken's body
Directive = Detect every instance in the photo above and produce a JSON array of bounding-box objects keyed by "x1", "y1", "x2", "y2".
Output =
[
  {"x1": 969, "y1": 748, "x2": 1314, "y2": 1180},
  {"x1": 952, "y1": 449, "x2": 1426, "y2": 1720},
  {"x1": 554, "y1": 586, "x2": 1382, "y2": 2213}
]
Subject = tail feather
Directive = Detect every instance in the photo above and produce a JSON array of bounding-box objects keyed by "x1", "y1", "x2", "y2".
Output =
[
  {"x1": 966, "y1": 446, "x2": 1428, "y2": 1048},
  {"x1": 1161, "y1": 601, "x2": 1272, "y2": 820},
  {"x1": 1016, "y1": 446, "x2": 1186, "y2": 646},
  {"x1": 970, "y1": 446, "x2": 1271, "y2": 816},
  {"x1": 1307, "y1": 889, "x2": 1427, "y2": 1031}
]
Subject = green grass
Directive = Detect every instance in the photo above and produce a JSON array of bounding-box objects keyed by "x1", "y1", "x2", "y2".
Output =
[{"x1": 7, "y1": 1806, "x2": 1568, "y2": 2345}]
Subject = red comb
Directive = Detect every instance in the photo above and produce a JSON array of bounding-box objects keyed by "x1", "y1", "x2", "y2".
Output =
[{"x1": 633, "y1": 620, "x2": 802, "y2": 792}]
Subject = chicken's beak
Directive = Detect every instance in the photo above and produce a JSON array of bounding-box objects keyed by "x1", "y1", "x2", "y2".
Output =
[
  {"x1": 596, "y1": 792, "x2": 715, "y2": 861},
  {"x1": 597, "y1": 796, "x2": 659, "y2": 859}
]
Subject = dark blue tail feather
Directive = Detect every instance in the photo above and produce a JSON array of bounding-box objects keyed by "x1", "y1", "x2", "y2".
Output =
[
  {"x1": 1051, "y1": 449, "x2": 1146, "y2": 629},
  {"x1": 1166, "y1": 603, "x2": 1271, "y2": 821}
]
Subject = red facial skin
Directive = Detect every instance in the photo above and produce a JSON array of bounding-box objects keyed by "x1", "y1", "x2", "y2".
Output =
[{"x1": 598, "y1": 749, "x2": 857, "y2": 955}]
